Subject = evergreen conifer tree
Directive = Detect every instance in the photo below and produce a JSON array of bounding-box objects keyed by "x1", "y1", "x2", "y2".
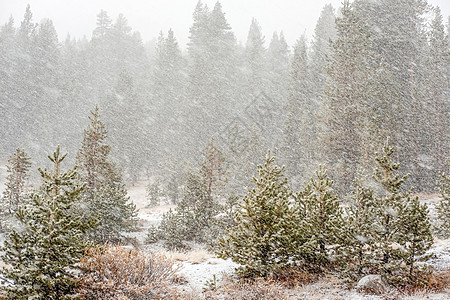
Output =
[
  {"x1": 295, "y1": 166, "x2": 344, "y2": 268},
  {"x1": 342, "y1": 180, "x2": 378, "y2": 278},
  {"x1": 157, "y1": 140, "x2": 226, "y2": 247},
  {"x1": 424, "y1": 7, "x2": 450, "y2": 184},
  {"x1": 76, "y1": 106, "x2": 137, "y2": 243},
  {"x1": 146, "y1": 178, "x2": 162, "y2": 207},
  {"x1": 281, "y1": 34, "x2": 316, "y2": 183},
  {"x1": 372, "y1": 139, "x2": 433, "y2": 284},
  {"x1": 0, "y1": 146, "x2": 90, "y2": 299},
  {"x1": 1, "y1": 149, "x2": 31, "y2": 217},
  {"x1": 396, "y1": 195, "x2": 433, "y2": 286},
  {"x1": 436, "y1": 167, "x2": 450, "y2": 238},
  {"x1": 324, "y1": 0, "x2": 376, "y2": 194},
  {"x1": 218, "y1": 151, "x2": 294, "y2": 277}
]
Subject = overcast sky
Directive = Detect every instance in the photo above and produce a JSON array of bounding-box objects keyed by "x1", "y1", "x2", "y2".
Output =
[{"x1": 1, "y1": 0, "x2": 449, "y2": 49}]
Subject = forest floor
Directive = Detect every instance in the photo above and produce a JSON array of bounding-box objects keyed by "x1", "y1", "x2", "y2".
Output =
[{"x1": 127, "y1": 181, "x2": 450, "y2": 299}]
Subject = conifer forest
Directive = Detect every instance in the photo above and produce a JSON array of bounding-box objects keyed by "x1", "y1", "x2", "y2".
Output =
[{"x1": 0, "y1": 0, "x2": 449, "y2": 299}]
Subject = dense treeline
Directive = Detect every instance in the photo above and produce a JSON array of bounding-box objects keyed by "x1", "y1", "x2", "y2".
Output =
[{"x1": 0, "y1": 0, "x2": 448, "y2": 194}]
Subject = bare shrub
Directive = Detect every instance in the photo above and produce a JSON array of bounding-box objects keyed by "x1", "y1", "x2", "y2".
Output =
[
  {"x1": 77, "y1": 244, "x2": 182, "y2": 299},
  {"x1": 205, "y1": 274, "x2": 288, "y2": 300}
]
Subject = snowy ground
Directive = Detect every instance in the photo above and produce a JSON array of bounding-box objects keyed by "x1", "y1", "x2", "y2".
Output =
[
  {"x1": 127, "y1": 182, "x2": 450, "y2": 298},
  {"x1": 0, "y1": 181, "x2": 448, "y2": 298}
]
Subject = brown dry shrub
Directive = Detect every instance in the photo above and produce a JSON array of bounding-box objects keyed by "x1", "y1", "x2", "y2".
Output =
[
  {"x1": 418, "y1": 269, "x2": 450, "y2": 293},
  {"x1": 77, "y1": 244, "x2": 182, "y2": 299},
  {"x1": 205, "y1": 274, "x2": 289, "y2": 300},
  {"x1": 391, "y1": 268, "x2": 450, "y2": 296},
  {"x1": 274, "y1": 267, "x2": 319, "y2": 288}
]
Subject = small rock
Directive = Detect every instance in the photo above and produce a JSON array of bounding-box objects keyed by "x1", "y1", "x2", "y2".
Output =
[{"x1": 356, "y1": 275, "x2": 387, "y2": 295}]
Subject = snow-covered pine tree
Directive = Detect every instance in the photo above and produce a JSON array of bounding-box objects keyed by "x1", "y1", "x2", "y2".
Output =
[
  {"x1": 324, "y1": 0, "x2": 373, "y2": 194},
  {"x1": 372, "y1": 139, "x2": 433, "y2": 284},
  {"x1": 295, "y1": 166, "x2": 344, "y2": 269},
  {"x1": 281, "y1": 34, "x2": 316, "y2": 183},
  {"x1": 342, "y1": 180, "x2": 378, "y2": 278},
  {"x1": 396, "y1": 195, "x2": 433, "y2": 286},
  {"x1": 372, "y1": 139, "x2": 408, "y2": 275},
  {"x1": 76, "y1": 106, "x2": 137, "y2": 243},
  {"x1": 157, "y1": 140, "x2": 226, "y2": 248},
  {"x1": 436, "y1": 167, "x2": 450, "y2": 238},
  {"x1": 0, "y1": 148, "x2": 31, "y2": 219},
  {"x1": 218, "y1": 151, "x2": 295, "y2": 277},
  {"x1": 146, "y1": 177, "x2": 162, "y2": 207},
  {"x1": 167, "y1": 173, "x2": 179, "y2": 204},
  {"x1": 0, "y1": 146, "x2": 90, "y2": 299}
]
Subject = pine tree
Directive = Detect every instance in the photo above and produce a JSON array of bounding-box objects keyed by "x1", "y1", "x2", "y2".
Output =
[
  {"x1": 244, "y1": 18, "x2": 267, "y2": 96},
  {"x1": 158, "y1": 140, "x2": 226, "y2": 247},
  {"x1": 151, "y1": 28, "x2": 186, "y2": 167},
  {"x1": 324, "y1": 0, "x2": 376, "y2": 194},
  {"x1": 266, "y1": 31, "x2": 289, "y2": 108},
  {"x1": 218, "y1": 151, "x2": 294, "y2": 277},
  {"x1": 167, "y1": 173, "x2": 179, "y2": 205},
  {"x1": 77, "y1": 106, "x2": 137, "y2": 243},
  {"x1": 281, "y1": 34, "x2": 316, "y2": 183},
  {"x1": 436, "y1": 167, "x2": 450, "y2": 238},
  {"x1": 104, "y1": 71, "x2": 145, "y2": 181},
  {"x1": 424, "y1": 7, "x2": 450, "y2": 186},
  {"x1": 295, "y1": 166, "x2": 344, "y2": 268},
  {"x1": 146, "y1": 178, "x2": 162, "y2": 207},
  {"x1": 372, "y1": 139, "x2": 433, "y2": 284},
  {"x1": 372, "y1": 140, "x2": 408, "y2": 275},
  {"x1": 200, "y1": 138, "x2": 227, "y2": 202},
  {"x1": 1, "y1": 149, "x2": 31, "y2": 217},
  {"x1": 342, "y1": 180, "x2": 378, "y2": 278},
  {"x1": 92, "y1": 10, "x2": 111, "y2": 39},
  {"x1": 185, "y1": 1, "x2": 238, "y2": 155},
  {"x1": 356, "y1": 0, "x2": 429, "y2": 191},
  {"x1": 396, "y1": 195, "x2": 433, "y2": 286},
  {"x1": 310, "y1": 3, "x2": 337, "y2": 101},
  {"x1": 0, "y1": 146, "x2": 90, "y2": 299}
]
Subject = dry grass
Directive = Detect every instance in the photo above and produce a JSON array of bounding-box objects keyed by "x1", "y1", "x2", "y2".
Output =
[
  {"x1": 402, "y1": 269, "x2": 450, "y2": 295},
  {"x1": 205, "y1": 274, "x2": 289, "y2": 300},
  {"x1": 77, "y1": 244, "x2": 183, "y2": 299},
  {"x1": 158, "y1": 247, "x2": 213, "y2": 264},
  {"x1": 274, "y1": 268, "x2": 321, "y2": 288}
]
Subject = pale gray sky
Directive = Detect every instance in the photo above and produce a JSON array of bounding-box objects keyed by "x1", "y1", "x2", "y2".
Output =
[{"x1": 1, "y1": 0, "x2": 449, "y2": 48}]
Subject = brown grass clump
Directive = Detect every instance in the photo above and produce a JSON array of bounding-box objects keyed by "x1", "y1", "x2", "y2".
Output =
[
  {"x1": 207, "y1": 275, "x2": 288, "y2": 300},
  {"x1": 416, "y1": 269, "x2": 450, "y2": 293},
  {"x1": 77, "y1": 244, "x2": 183, "y2": 299},
  {"x1": 274, "y1": 267, "x2": 320, "y2": 288},
  {"x1": 159, "y1": 247, "x2": 212, "y2": 264}
]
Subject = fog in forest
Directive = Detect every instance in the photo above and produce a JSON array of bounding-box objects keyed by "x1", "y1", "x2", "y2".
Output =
[
  {"x1": 0, "y1": 1, "x2": 450, "y2": 298},
  {"x1": 0, "y1": 0, "x2": 449, "y2": 194}
]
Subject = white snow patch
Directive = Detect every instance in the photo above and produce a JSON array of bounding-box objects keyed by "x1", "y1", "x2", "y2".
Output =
[{"x1": 178, "y1": 257, "x2": 238, "y2": 291}]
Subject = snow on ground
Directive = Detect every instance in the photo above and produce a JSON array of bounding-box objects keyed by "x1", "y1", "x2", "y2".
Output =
[
  {"x1": 125, "y1": 184, "x2": 450, "y2": 297},
  {"x1": 427, "y1": 238, "x2": 450, "y2": 271},
  {"x1": 179, "y1": 258, "x2": 238, "y2": 291}
]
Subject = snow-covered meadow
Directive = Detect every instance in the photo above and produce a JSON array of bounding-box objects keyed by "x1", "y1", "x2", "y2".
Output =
[{"x1": 126, "y1": 182, "x2": 450, "y2": 298}]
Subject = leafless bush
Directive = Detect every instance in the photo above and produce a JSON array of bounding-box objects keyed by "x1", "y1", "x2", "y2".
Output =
[
  {"x1": 204, "y1": 274, "x2": 288, "y2": 300},
  {"x1": 77, "y1": 244, "x2": 182, "y2": 299}
]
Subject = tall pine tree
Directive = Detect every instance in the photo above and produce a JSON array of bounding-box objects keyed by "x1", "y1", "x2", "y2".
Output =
[
  {"x1": 218, "y1": 151, "x2": 295, "y2": 277},
  {"x1": 76, "y1": 106, "x2": 137, "y2": 243},
  {"x1": 372, "y1": 139, "x2": 433, "y2": 284},
  {"x1": 1, "y1": 148, "x2": 31, "y2": 216},
  {"x1": 0, "y1": 146, "x2": 90, "y2": 299}
]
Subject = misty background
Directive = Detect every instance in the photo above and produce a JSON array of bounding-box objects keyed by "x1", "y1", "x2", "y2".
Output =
[{"x1": 0, "y1": 0, "x2": 449, "y2": 197}]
